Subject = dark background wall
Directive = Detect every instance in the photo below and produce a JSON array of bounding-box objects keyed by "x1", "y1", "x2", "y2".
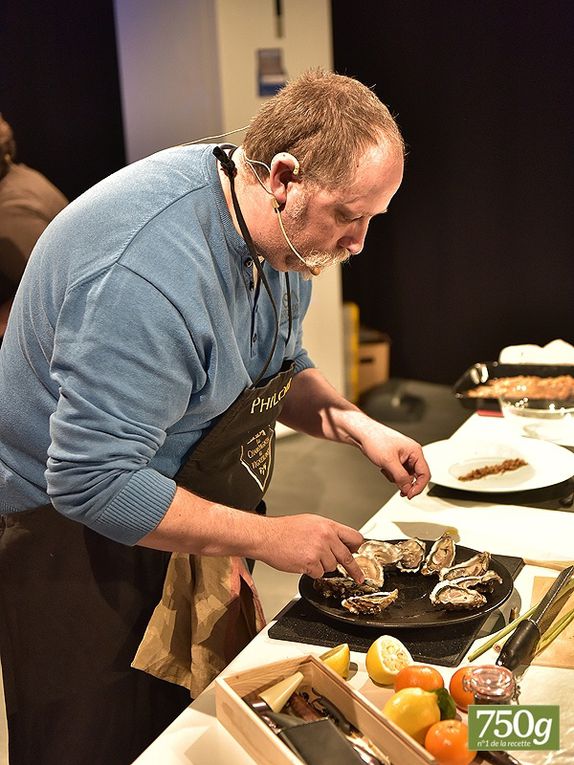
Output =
[
  {"x1": 333, "y1": 0, "x2": 574, "y2": 384},
  {"x1": 0, "y1": 0, "x2": 125, "y2": 201},
  {"x1": 2, "y1": 1, "x2": 572, "y2": 385}
]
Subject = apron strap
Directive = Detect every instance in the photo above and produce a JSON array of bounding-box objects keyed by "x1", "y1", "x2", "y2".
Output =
[{"x1": 214, "y1": 145, "x2": 292, "y2": 386}]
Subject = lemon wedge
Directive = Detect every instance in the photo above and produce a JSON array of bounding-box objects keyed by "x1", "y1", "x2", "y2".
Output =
[
  {"x1": 365, "y1": 635, "x2": 413, "y2": 685},
  {"x1": 319, "y1": 643, "x2": 351, "y2": 679}
]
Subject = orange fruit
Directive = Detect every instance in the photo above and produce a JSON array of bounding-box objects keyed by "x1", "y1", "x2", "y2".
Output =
[
  {"x1": 425, "y1": 719, "x2": 477, "y2": 765},
  {"x1": 394, "y1": 664, "x2": 444, "y2": 692},
  {"x1": 448, "y1": 666, "x2": 475, "y2": 711}
]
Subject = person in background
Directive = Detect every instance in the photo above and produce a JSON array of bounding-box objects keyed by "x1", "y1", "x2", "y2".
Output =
[
  {"x1": 0, "y1": 114, "x2": 68, "y2": 340},
  {"x1": 0, "y1": 69, "x2": 430, "y2": 764}
]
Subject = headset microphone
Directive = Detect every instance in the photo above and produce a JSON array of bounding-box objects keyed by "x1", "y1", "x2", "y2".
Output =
[
  {"x1": 271, "y1": 198, "x2": 321, "y2": 276},
  {"x1": 245, "y1": 151, "x2": 320, "y2": 276}
]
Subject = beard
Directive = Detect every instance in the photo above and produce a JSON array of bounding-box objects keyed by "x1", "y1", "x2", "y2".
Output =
[{"x1": 285, "y1": 195, "x2": 351, "y2": 279}]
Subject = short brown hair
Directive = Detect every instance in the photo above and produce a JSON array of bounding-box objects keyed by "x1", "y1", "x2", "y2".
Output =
[{"x1": 242, "y1": 68, "x2": 404, "y2": 188}]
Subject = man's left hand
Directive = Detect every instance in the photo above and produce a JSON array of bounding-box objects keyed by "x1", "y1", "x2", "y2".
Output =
[{"x1": 356, "y1": 418, "x2": 431, "y2": 499}]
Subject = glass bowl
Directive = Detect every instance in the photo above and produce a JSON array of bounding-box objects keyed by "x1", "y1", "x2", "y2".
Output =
[{"x1": 499, "y1": 394, "x2": 574, "y2": 446}]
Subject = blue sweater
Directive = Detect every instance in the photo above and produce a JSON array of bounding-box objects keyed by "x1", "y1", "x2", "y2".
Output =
[{"x1": 0, "y1": 145, "x2": 314, "y2": 544}]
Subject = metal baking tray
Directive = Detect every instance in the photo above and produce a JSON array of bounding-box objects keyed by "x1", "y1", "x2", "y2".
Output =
[{"x1": 453, "y1": 361, "x2": 574, "y2": 411}]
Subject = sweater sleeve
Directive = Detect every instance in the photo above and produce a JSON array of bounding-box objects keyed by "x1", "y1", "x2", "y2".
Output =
[{"x1": 46, "y1": 263, "x2": 203, "y2": 544}]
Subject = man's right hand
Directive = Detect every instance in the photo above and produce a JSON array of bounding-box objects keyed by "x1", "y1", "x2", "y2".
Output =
[
  {"x1": 139, "y1": 487, "x2": 365, "y2": 582},
  {"x1": 255, "y1": 514, "x2": 365, "y2": 582}
]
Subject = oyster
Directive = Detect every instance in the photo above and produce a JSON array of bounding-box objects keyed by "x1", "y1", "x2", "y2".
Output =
[
  {"x1": 356, "y1": 540, "x2": 403, "y2": 566},
  {"x1": 448, "y1": 570, "x2": 502, "y2": 593},
  {"x1": 421, "y1": 532, "x2": 456, "y2": 576},
  {"x1": 396, "y1": 538, "x2": 426, "y2": 572},
  {"x1": 440, "y1": 552, "x2": 491, "y2": 581},
  {"x1": 313, "y1": 576, "x2": 379, "y2": 599},
  {"x1": 341, "y1": 589, "x2": 399, "y2": 615},
  {"x1": 338, "y1": 553, "x2": 385, "y2": 587},
  {"x1": 429, "y1": 581, "x2": 487, "y2": 610}
]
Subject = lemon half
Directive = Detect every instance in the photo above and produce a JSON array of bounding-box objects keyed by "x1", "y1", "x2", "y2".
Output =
[
  {"x1": 365, "y1": 635, "x2": 413, "y2": 685},
  {"x1": 319, "y1": 643, "x2": 351, "y2": 679}
]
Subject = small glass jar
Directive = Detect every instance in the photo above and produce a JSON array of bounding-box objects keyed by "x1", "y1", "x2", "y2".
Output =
[{"x1": 463, "y1": 665, "x2": 517, "y2": 705}]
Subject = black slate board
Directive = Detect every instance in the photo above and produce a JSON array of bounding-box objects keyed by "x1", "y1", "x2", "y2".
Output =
[{"x1": 268, "y1": 553, "x2": 524, "y2": 667}]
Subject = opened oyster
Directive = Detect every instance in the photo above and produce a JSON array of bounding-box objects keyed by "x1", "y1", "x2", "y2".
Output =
[
  {"x1": 313, "y1": 576, "x2": 379, "y2": 600},
  {"x1": 448, "y1": 570, "x2": 502, "y2": 593},
  {"x1": 429, "y1": 580, "x2": 487, "y2": 610},
  {"x1": 421, "y1": 532, "x2": 456, "y2": 576},
  {"x1": 440, "y1": 551, "x2": 491, "y2": 581},
  {"x1": 357, "y1": 540, "x2": 403, "y2": 566},
  {"x1": 341, "y1": 589, "x2": 399, "y2": 615},
  {"x1": 396, "y1": 538, "x2": 426, "y2": 572},
  {"x1": 337, "y1": 552, "x2": 386, "y2": 587}
]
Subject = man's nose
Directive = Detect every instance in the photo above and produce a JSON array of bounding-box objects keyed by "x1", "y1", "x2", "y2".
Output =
[{"x1": 338, "y1": 220, "x2": 370, "y2": 255}]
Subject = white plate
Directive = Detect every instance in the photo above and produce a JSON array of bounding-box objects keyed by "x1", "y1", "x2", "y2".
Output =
[{"x1": 424, "y1": 437, "x2": 574, "y2": 492}]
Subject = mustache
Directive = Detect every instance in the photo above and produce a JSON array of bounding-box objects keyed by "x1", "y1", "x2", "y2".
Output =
[
  {"x1": 299, "y1": 248, "x2": 351, "y2": 280},
  {"x1": 304, "y1": 248, "x2": 351, "y2": 269}
]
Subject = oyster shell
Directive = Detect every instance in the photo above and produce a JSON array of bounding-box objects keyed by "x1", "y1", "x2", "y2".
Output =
[
  {"x1": 396, "y1": 538, "x2": 426, "y2": 572},
  {"x1": 357, "y1": 540, "x2": 402, "y2": 566},
  {"x1": 338, "y1": 553, "x2": 385, "y2": 587},
  {"x1": 312, "y1": 576, "x2": 379, "y2": 599},
  {"x1": 429, "y1": 580, "x2": 487, "y2": 610},
  {"x1": 421, "y1": 532, "x2": 456, "y2": 576},
  {"x1": 448, "y1": 570, "x2": 502, "y2": 593},
  {"x1": 440, "y1": 552, "x2": 491, "y2": 581},
  {"x1": 341, "y1": 589, "x2": 399, "y2": 615}
]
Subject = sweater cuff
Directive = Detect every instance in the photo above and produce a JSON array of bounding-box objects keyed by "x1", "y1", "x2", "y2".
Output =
[
  {"x1": 93, "y1": 468, "x2": 176, "y2": 545},
  {"x1": 293, "y1": 355, "x2": 315, "y2": 374}
]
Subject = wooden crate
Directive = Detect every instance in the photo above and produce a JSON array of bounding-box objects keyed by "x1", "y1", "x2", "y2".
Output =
[
  {"x1": 215, "y1": 655, "x2": 437, "y2": 765},
  {"x1": 358, "y1": 339, "x2": 391, "y2": 395}
]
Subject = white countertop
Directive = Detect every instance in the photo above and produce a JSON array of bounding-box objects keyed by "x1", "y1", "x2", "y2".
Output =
[{"x1": 133, "y1": 413, "x2": 574, "y2": 764}]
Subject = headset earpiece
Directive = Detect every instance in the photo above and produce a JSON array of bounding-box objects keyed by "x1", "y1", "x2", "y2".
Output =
[{"x1": 271, "y1": 152, "x2": 300, "y2": 178}]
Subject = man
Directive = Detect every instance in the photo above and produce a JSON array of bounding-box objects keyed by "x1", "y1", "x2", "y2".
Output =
[
  {"x1": 0, "y1": 114, "x2": 68, "y2": 339},
  {"x1": 0, "y1": 69, "x2": 430, "y2": 764}
]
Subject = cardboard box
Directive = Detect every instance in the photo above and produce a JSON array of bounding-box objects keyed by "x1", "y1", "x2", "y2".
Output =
[
  {"x1": 215, "y1": 655, "x2": 436, "y2": 765},
  {"x1": 358, "y1": 337, "x2": 391, "y2": 395}
]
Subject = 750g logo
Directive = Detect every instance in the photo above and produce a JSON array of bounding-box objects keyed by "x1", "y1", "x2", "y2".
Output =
[{"x1": 468, "y1": 705, "x2": 559, "y2": 751}]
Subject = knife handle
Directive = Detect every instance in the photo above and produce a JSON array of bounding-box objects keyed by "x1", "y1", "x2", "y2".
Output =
[
  {"x1": 480, "y1": 750, "x2": 523, "y2": 765},
  {"x1": 496, "y1": 619, "x2": 540, "y2": 671}
]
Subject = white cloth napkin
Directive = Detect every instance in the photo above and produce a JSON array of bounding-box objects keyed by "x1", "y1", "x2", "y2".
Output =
[{"x1": 498, "y1": 338, "x2": 574, "y2": 364}]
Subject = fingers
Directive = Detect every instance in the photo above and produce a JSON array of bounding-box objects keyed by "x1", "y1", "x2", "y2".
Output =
[
  {"x1": 335, "y1": 550, "x2": 365, "y2": 583},
  {"x1": 403, "y1": 451, "x2": 431, "y2": 498},
  {"x1": 380, "y1": 448, "x2": 431, "y2": 499},
  {"x1": 305, "y1": 523, "x2": 364, "y2": 583},
  {"x1": 337, "y1": 525, "x2": 364, "y2": 553}
]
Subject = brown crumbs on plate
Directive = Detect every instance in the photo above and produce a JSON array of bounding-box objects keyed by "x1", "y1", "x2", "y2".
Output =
[{"x1": 458, "y1": 458, "x2": 528, "y2": 482}]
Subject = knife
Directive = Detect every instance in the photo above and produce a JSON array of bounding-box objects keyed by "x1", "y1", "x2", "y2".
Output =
[
  {"x1": 479, "y1": 751, "x2": 523, "y2": 765},
  {"x1": 496, "y1": 565, "x2": 574, "y2": 671}
]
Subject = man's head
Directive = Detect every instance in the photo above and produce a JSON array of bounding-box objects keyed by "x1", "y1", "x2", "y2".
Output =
[
  {"x1": 242, "y1": 68, "x2": 404, "y2": 189},
  {"x1": 237, "y1": 70, "x2": 404, "y2": 277},
  {"x1": 0, "y1": 114, "x2": 16, "y2": 180}
]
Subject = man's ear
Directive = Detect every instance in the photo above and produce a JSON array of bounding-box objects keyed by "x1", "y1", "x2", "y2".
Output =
[{"x1": 269, "y1": 153, "x2": 300, "y2": 207}]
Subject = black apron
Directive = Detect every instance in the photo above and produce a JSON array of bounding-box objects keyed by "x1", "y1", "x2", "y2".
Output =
[
  {"x1": 0, "y1": 145, "x2": 296, "y2": 763},
  {"x1": 130, "y1": 358, "x2": 294, "y2": 697},
  {"x1": 176, "y1": 359, "x2": 294, "y2": 509}
]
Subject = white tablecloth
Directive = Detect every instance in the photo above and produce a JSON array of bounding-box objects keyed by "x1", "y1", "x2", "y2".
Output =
[{"x1": 133, "y1": 413, "x2": 574, "y2": 764}]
